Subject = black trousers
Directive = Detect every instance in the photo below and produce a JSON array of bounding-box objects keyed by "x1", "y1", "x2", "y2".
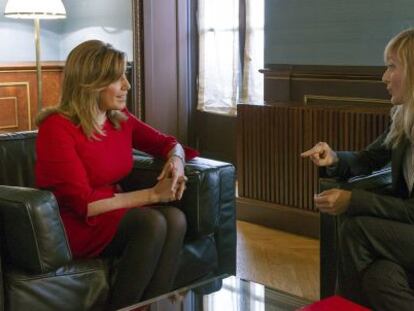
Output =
[
  {"x1": 100, "y1": 206, "x2": 187, "y2": 310},
  {"x1": 338, "y1": 215, "x2": 414, "y2": 311}
]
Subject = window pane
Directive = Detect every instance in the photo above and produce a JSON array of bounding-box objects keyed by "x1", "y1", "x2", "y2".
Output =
[
  {"x1": 201, "y1": 0, "x2": 239, "y2": 31},
  {"x1": 198, "y1": 0, "x2": 264, "y2": 114},
  {"x1": 198, "y1": 0, "x2": 240, "y2": 115}
]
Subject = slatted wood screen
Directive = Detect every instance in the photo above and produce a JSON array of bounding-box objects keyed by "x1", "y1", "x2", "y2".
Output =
[{"x1": 237, "y1": 104, "x2": 390, "y2": 211}]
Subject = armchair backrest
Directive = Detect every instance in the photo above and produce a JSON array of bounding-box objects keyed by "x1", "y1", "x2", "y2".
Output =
[
  {"x1": 0, "y1": 131, "x2": 73, "y2": 272},
  {"x1": 0, "y1": 131, "x2": 37, "y2": 187}
]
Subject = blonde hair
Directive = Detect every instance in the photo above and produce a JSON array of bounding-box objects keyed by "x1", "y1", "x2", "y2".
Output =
[
  {"x1": 36, "y1": 40, "x2": 127, "y2": 138},
  {"x1": 384, "y1": 29, "x2": 414, "y2": 148}
]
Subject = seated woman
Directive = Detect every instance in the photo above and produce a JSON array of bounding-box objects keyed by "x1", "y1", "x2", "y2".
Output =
[
  {"x1": 302, "y1": 28, "x2": 414, "y2": 311},
  {"x1": 35, "y1": 40, "x2": 198, "y2": 310}
]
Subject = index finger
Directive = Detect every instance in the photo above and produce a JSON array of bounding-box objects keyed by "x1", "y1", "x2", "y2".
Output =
[
  {"x1": 314, "y1": 195, "x2": 329, "y2": 204},
  {"x1": 170, "y1": 166, "x2": 180, "y2": 191},
  {"x1": 301, "y1": 146, "x2": 321, "y2": 158}
]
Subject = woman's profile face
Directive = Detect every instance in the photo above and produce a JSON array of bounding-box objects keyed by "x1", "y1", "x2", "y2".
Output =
[
  {"x1": 99, "y1": 73, "x2": 131, "y2": 112},
  {"x1": 382, "y1": 52, "x2": 406, "y2": 106}
]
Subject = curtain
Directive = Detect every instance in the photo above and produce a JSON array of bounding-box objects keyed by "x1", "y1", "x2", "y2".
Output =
[
  {"x1": 198, "y1": 0, "x2": 240, "y2": 115},
  {"x1": 197, "y1": 0, "x2": 264, "y2": 116},
  {"x1": 241, "y1": 0, "x2": 264, "y2": 105}
]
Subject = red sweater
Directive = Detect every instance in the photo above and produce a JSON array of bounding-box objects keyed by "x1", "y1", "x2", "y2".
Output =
[{"x1": 35, "y1": 111, "x2": 197, "y2": 258}]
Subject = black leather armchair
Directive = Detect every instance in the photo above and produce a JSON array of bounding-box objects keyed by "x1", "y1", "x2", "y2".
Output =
[
  {"x1": 319, "y1": 168, "x2": 392, "y2": 298},
  {"x1": 0, "y1": 131, "x2": 236, "y2": 311}
]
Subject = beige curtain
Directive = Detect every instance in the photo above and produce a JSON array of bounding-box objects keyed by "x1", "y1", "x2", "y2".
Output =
[
  {"x1": 241, "y1": 0, "x2": 264, "y2": 105},
  {"x1": 197, "y1": 0, "x2": 264, "y2": 116},
  {"x1": 197, "y1": 0, "x2": 240, "y2": 115}
]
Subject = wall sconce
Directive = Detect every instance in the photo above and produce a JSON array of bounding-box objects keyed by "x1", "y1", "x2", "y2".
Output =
[{"x1": 4, "y1": 0, "x2": 67, "y2": 112}]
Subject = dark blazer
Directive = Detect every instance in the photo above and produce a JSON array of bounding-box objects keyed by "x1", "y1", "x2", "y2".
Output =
[{"x1": 329, "y1": 130, "x2": 414, "y2": 224}]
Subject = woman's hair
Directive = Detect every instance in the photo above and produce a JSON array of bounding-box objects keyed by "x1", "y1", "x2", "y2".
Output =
[
  {"x1": 36, "y1": 40, "x2": 127, "y2": 138},
  {"x1": 384, "y1": 28, "x2": 414, "y2": 148}
]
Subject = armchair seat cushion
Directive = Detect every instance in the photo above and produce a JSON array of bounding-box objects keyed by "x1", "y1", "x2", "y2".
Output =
[{"x1": 5, "y1": 259, "x2": 109, "y2": 311}]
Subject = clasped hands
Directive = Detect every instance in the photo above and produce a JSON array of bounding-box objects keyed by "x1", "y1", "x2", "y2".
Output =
[
  {"x1": 301, "y1": 142, "x2": 351, "y2": 215},
  {"x1": 152, "y1": 155, "x2": 187, "y2": 203}
]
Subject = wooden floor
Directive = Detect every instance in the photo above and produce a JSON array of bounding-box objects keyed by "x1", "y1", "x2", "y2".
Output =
[{"x1": 236, "y1": 220, "x2": 320, "y2": 302}]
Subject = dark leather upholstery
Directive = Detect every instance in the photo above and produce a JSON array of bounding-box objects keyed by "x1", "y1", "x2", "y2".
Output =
[
  {"x1": 0, "y1": 131, "x2": 236, "y2": 310},
  {"x1": 319, "y1": 168, "x2": 392, "y2": 298},
  {"x1": 0, "y1": 187, "x2": 71, "y2": 273}
]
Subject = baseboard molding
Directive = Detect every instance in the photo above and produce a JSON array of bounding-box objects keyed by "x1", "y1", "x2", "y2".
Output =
[{"x1": 237, "y1": 197, "x2": 320, "y2": 239}]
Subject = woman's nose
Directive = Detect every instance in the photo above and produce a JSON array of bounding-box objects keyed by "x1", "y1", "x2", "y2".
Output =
[
  {"x1": 123, "y1": 78, "x2": 131, "y2": 90},
  {"x1": 382, "y1": 70, "x2": 388, "y2": 83}
]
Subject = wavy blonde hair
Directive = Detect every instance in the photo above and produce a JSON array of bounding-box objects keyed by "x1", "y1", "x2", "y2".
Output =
[
  {"x1": 384, "y1": 29, "x2": 414, "y2": 148},
  {"x1": 36, "y1": 40, "x2": 127, "y2": 138}
]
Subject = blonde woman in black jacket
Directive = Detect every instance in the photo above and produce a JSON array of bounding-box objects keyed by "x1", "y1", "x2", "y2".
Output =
[{"x1": 302, "y1": 28, "x2": 414, "y2": 311}]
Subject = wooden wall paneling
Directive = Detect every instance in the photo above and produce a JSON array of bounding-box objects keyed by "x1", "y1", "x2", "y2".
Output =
[
  {"x1": 41, "y1": 69, "x2": 63, "y2": 108},
  {"x1": 238, "y1": 65, "x2": 393, "y2": 237},
  {"x1": 262, "y1": 64, "x2": 389, "y2": 104},
  {"x1": 0, "y1": 72, "x2": 36, "y2": 131},
  {"x1": 0, "y1": 62, "x2": 64, "y2": 132},
  {"x1": 270, "y1": 105, "x2": 277, "y2": 203},
  {"x1": 310, "y1": 108, "x2": 319, "y2": 209},
  {"x1": 237, "y1": 104, "x2": 390, "y2": 237},
  {"x1": 236, "y1": 104, "x2": 244, "y2": 196},
  {"x1": 0, "y1": 82, "x2": 30, "y2": 132},
  {"x1": 0, "y1": 97, "x2": 18, "y2": 130},
  {"x1": 260, "y1": 67, "x2": 291, "y2": 102},
  {"x1": 194, "y1": 111, "x2": 237, "y2": 164}
]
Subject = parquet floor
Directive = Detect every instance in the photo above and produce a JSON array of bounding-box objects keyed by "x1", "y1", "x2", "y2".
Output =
[{"x1": 236, "y1": 221, "x2": 320, "y2": 302}]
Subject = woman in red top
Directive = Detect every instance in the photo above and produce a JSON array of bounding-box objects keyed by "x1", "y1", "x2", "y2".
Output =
[{"x1": 35, "y1": 40, "x2": 197, "y2": 310}]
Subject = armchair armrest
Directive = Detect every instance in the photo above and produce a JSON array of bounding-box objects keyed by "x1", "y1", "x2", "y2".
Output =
[
  {"x1": 319, "y1": 167, "x2": 392, "y2": 298},
  {"x1": 0, "y1": 186, "x2": 72, "y2": 274},
  {"x1": 122, "y1": 151, "x2": 237, "y2": 275},
  {"x1": 122, "y1": 151, "x2": 236, "y2": 238},
  {"x1": 319, "y1": 167, "x2": 392, "y2": 192}
]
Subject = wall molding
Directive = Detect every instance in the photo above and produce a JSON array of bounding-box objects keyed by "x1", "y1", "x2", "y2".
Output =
[
  {"x1": 0, "y1": 82, "x2": 31, "y2": 130},
  {"x1": 237, "y1": 197, "x2": 320, "y2": 238},
  {"x1": 261, "y1": 64, "x2": 389, "y2": 103},
  {"x1": 0, "y1": 65, "x2": 63, "y2": 132},
  {"x1": 0, "y1": 97, "x2": 18, "y2": 129},
  {"x1": 304, "y1": 94, "x2": 391, "y2": 106}
]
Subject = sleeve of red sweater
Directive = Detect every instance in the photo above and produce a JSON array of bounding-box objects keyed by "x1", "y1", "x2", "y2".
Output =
[
  {"x1": 35, "y1": 116, "x2": 115, "y2": 221},
  {"x1": 126, "y1": 111, "x2": 199, "y2": 160}
]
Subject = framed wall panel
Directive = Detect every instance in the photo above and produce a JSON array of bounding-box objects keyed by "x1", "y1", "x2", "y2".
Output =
[{"x1": 0, "y1": 82, "x2": 30, "y2": 132}]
